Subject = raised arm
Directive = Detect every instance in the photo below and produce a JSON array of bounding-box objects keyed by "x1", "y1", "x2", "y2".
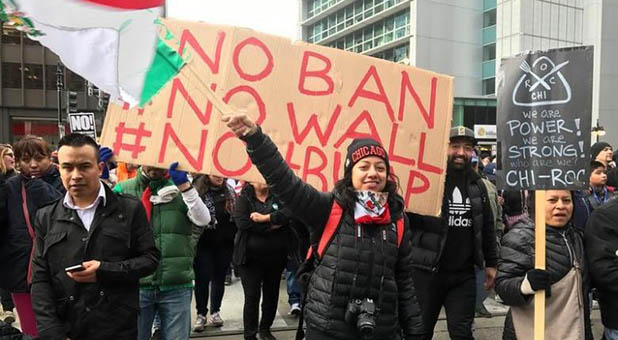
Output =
[{"x1": 224, "y1": 114, "x2": 333, "y2": 234}]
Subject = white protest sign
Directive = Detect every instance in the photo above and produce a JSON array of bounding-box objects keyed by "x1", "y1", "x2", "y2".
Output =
[{"x1": 69, "y1": 112, "x2": 97, "y2": 140}]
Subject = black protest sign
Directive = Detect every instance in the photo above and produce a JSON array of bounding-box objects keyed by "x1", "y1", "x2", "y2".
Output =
[
  {"x1": 496, "y1": 46, "x2": 593, "y2": 190},
  {"x1": 69, "y1": 112, "x2": 97, "y2": 140}
]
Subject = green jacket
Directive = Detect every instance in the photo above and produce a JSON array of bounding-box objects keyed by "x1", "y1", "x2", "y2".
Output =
[
  {"x1": 481, "y1": 178, "x2": 505, "y2": 239},
  {"x1": 113, "y1": 171, "x2": 198, "y2": 289}
]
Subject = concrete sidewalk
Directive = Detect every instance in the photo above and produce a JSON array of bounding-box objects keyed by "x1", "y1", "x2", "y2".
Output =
[
  {"x1": 193, "y1": 310, "x2": 605, "y2": 340},
  {"x1": 7, "y1": 275, "x2": 604, "y2": 339},
  {"x1": 189, "y1": 275, "x2": 605, "y2": 339}
]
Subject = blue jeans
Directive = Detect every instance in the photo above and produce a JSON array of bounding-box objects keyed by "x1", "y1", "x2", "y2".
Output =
[
  {"x1": 475, "y1": 267, "x2": 489, "y2": 307},
  {"x1": 138, "y1": 287, "x2": 192, "y2": 340},
  {"x1": 285, "y1": 267, "x2": 302, "y2": 306},
  {"x1": 606, "y1": 327, "x2": 618, "y2": 340}
]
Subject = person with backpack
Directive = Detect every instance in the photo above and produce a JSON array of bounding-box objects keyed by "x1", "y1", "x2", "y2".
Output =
[
  {"x1": 223, "y1": 114, "x2": 425, "y2": 340},
  {"x1": 0, "y1": 136, "x2": 65, "y2": 338}
]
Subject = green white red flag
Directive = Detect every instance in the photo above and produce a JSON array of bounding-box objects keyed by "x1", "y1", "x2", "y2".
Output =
[{"x1": 0, "y1": 0, "x2": 184, "y2": 107}]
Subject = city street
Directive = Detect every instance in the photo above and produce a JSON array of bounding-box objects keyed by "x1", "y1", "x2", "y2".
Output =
[
  {"x1": 7, "y1": 274, "x2": 606, "y2": 340},
  {"x1": 187, "y1": 276, "x2": 605, "y2": 339}
]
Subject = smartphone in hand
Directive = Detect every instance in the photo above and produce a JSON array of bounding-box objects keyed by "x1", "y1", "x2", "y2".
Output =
[{"x1": 65, "y1": 264, "x2": 85, "y2": 273}]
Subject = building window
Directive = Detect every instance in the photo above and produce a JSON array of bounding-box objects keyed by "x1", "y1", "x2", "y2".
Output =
[
  {"x1": 23, "y1": 64, "x2": 43, "y2": 89},
  {"x1": 483, "y1": 9, "x2": 496, "y2": 27},
  {"x1": 483, "y1": 77, "x2": 496, "y2": 95},
  {"x1": 23, "y1": 36, "x2": 41, "y2": 46},
  {"x1": 463, "y1": 105, "x2": 497, "y2": 127},
  {"x1": 307, "y1": 0, "x2": 405, "y2": 43},
  {"x1": 2, "y1": 62, "x2": 22, "y2": 88},
  {"x1": 11, "y1": 118, "x2": 70, "y2": 147},
  {"x1": 325, "y1": 10, "x2": 409, "y2": 54},
  {"x1": 371, "y1": 44, "x2": 408, "y2": 62},
  {"x1": 67, "y1": 71, "x2": 85, "y2": 91},
  {"x1": 45, "y1": 65, "x2": 58, "y2": 90},
  {"x1": 1, "y1": 26, "x2": 21, "y2": 45},
  {"x1": 308, "y1": 0, "x2": 345, "y2": 19},
  {"x1": 483, "y1": 44, "x2": 496, "y2": 61},
  {"x1": 394, "y1": 45, "x2": 408, "y2": 62}
]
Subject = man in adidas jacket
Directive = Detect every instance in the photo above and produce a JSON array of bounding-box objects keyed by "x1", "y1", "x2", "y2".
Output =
[{"x1": 407, "y1": 126, "x2": 497, "y2": 340}]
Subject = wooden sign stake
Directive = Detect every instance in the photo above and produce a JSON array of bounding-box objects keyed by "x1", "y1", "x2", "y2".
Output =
[{"x1": 534, "y1": 190, "x2": 546, "y2": 340}]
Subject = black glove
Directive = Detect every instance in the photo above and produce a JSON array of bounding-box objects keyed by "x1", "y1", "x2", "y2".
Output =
[{"x1": 526, "y1": 269, "x2": 551, "y2": 297}]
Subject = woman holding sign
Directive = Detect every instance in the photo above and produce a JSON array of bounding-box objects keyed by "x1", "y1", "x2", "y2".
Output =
[
  {"x1": 223, "y1": 114, "x2": 425, "y2": 340},
  {"x1": 495, "y1": 190, "x2": 592, "y2": 340}
]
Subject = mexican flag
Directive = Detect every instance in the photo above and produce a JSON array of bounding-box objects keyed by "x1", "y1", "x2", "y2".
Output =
[{"x1": 1, "y1": 0, "x2": 185, "y2": 107}]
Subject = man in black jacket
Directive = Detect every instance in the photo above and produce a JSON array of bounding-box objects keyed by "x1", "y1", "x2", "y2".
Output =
[
  {"x1": 585, "y1": 198, "x2": 618, "y2": 340},
  {"x1": 407, "y1": 126, "x2": 497, "y2": 340},
  {"x1": 31, "y1": 134, "x2": 160, "y2": 340}
]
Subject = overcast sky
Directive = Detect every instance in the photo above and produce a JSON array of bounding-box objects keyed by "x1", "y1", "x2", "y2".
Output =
[{"x1": 166, "y1": 0, "x2": 298, "y2": 40}]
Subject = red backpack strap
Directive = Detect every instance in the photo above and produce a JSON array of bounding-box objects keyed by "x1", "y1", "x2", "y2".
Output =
[
  {"x1": 313, "y1": 201, "x2": 344, "y2": 259},
  {"x1": 21, "y1": 183, "x2": 37, "y2": 285},
  {"x1": 396, "y1": 217, "x2": 404, "y2": 248}
]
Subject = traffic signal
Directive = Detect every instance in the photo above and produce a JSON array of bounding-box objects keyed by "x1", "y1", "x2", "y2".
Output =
[
  {"x1": 98, "y1": 91, "x2": 109, "y2": 110},
  {"x1": 67, "y1": 91, "x2": 78, "y2": 113}
]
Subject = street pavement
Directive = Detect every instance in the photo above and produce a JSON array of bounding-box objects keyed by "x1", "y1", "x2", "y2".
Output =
[
  {"x1": 8, "y1": 274, "x2": 605, "y2": 339},
  {"x1": 190, "y1": 275, "x2": 605, "y2": 339}
]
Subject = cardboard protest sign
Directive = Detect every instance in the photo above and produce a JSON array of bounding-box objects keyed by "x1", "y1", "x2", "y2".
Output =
[
  {"x1": 99, "y1": 18, "x2": 454, "y2": 216},
  {"x1": 69, "y1": 112, "x2": 97, "y2": 139},
  {"x1": 496, "y1": 46, "x2": 593, "y2": 190}
]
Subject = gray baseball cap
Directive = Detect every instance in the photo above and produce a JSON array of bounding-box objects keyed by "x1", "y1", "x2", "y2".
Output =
[{"x1": 449, "y1": 126, "x2": 477, "y2": 145}]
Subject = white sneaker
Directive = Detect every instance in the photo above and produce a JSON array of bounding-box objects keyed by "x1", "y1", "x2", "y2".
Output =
[
  {"x1": 193, "y1": 314, "x2": 206, "y2": 332},
  {"x1": 209, "y1": 312, "x2": 224, "y2": 327},
  {"x1": 289, "y1": 303, "x2": 301, "y2": 317},
  {"x1": 0, "y1": 310, "x2": 15, "y2": 324}
]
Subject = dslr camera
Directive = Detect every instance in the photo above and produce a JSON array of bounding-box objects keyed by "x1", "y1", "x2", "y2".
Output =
[{"x1": 344, "y1": 298, "x2": 377, "y2": 339}]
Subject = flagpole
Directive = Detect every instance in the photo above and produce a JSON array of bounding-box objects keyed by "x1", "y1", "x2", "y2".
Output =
[
  {"x1": 56, "y1": 62, "x2": 65, "y2": 139},
  {"x1": 534, "y1": 190, "x2": 546, "y2": 340}
]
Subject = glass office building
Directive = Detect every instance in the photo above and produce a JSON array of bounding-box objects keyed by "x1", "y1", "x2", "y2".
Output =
[
  {"x1": 299, "y1": 0, "x2": 498, "y2": 147},
  {"x1": 299, "y1": 0, "x2": 618, "y2": 147}
]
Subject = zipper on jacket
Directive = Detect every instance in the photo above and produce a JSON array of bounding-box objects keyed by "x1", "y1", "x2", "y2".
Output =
[{"x1": 560, "y1": 231, "x2": 574, "y2": 266}]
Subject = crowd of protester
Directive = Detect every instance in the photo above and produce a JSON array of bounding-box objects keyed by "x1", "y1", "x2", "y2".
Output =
[{"x1": 0, "y1": 120, "x2": 616, "y2": 340}]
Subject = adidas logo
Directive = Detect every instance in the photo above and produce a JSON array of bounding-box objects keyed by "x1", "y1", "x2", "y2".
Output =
[
  {"x1": 448, "y1": 186, "x2": 472, "y2": 228},
  {"x1": 449, "y1": 187, "x2": 471, "y2": 215}
]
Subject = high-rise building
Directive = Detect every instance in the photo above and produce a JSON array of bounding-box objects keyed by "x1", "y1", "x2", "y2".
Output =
[
  {"x1": 0, "y1": 23, "x2": 102, "y2": 146},
  {"x1": 497, "y1": 0, "x2": 618, "y2": 146},
  {"x1": 298, "y1": 0, "x2": 498, "y2": 150},
  {"x1": 299, "y1": 0, "x2": 618, "y2": 146}
]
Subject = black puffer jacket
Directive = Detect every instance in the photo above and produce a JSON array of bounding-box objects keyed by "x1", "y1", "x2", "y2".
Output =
[
  {"x1": 406, "y1": 169, "x2": 497, "y2": 272},
  {"x1": 0, "y1": 167, "x2": 65, "y2": 292},
  {"x1": 495, "y1": 219, "x2": 592, "y2": 340},
  {"x1": 585, "y1": 198, "x2": 618, "y2": 328},
  {"x1": 242, "y1": 128, "x2": 424, "y2": 340}
]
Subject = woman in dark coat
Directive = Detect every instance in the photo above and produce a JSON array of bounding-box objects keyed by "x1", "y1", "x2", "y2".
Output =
[
  {"x1": 223, "y1": 114, "x2": 425, "y2": 340},
  {"x1": 495, "y1": 190, "x2": 592, "y2": 340},
  {"x1": 191, "y1": 174, "x2": 237, "y2": 331},
  {"x1": 0, "y1": 136, "x2": 65, "y2": 338},
  {"x1": 0, "y1": 144, "x2": 17, "y2": 324},
  {"x1": 233, "y1": 182, "x2": 293, "y2": 340}
]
